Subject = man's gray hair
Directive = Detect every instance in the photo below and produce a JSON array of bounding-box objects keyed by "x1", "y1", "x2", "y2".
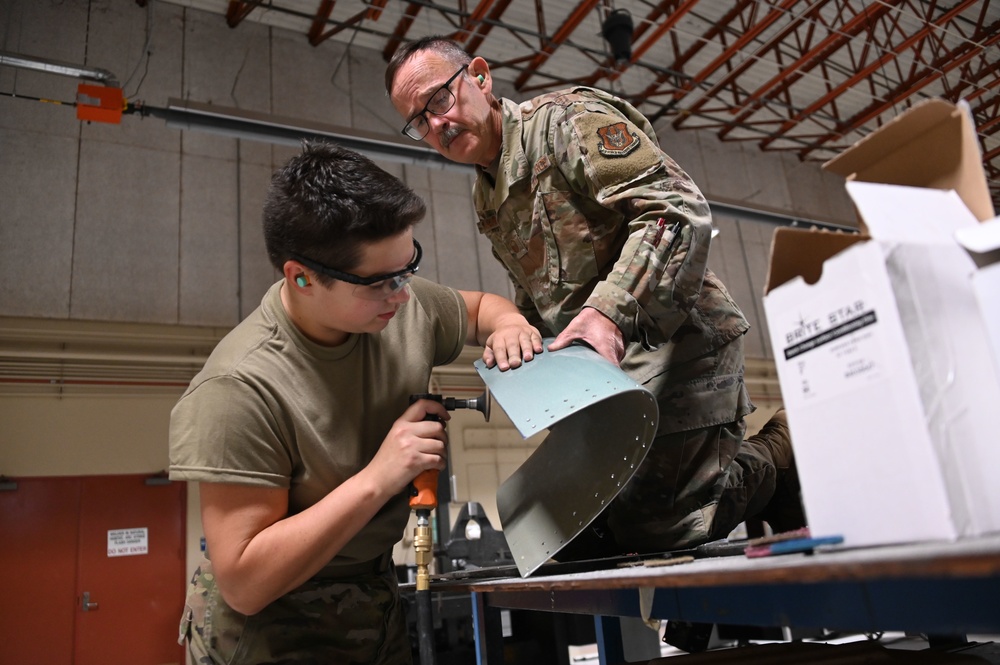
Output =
[{"x1": 385, "y1": 36, "x2": 473, "y2": 95}]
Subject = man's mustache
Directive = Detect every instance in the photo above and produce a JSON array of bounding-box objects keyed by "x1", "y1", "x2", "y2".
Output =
[{"x1": 441, "y1": 126, "x2": 464, "y2": 148}]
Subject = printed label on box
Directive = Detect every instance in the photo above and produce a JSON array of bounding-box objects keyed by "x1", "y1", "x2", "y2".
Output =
[{"x1": 775, "y1": 299, "x2": 886, "y2": 404}]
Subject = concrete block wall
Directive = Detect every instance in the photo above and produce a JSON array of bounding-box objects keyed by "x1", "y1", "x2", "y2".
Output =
[{"x1": 1, "y1": 0, "x2": 854, "y2": 353}]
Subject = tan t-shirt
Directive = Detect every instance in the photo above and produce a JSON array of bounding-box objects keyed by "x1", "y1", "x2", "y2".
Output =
[{"x1": 169, "y1": 277, "x2": 467, "y2": 565}]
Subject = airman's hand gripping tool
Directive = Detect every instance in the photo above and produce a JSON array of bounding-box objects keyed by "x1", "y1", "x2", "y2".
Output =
[{"x1": 408, "y1": 390, "x2": 490, "y2": 665}]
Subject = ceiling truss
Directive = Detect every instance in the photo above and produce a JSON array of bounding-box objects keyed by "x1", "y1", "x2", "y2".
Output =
[{"x1": 188, "y1": 1, "x2": 1000, "y2": 209}]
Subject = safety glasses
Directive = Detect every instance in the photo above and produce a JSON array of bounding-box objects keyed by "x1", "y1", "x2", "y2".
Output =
[
  {"x1": 401, "y1": 65, "x2": 468, "y2": 141},
  {"x1": 291, "y1": 239, "x2": 421, "y2": 301}
]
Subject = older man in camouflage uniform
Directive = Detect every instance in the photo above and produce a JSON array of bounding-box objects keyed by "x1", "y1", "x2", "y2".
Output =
[{"x1": 386, "y1": 37, "x2": 804, "y2": 556}]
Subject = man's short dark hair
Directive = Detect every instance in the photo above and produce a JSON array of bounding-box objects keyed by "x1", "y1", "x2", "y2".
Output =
[
  {"x1": 262, "y1": 141, "x2": 425, "y2": 283},
  {"x1": 384, "y1": 36, "x2": 472, "y2": 96}
]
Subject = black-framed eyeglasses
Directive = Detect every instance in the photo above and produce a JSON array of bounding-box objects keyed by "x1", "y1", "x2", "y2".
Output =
[
  {"x1": 401, "y1": 65, "x2": 468, "y2": 141},
  {"x1": 291, "y1": 240, "x2": 422, "y2": 301}
]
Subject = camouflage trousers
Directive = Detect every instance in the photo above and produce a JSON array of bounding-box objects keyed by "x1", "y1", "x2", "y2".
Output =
[
  {"x1": 179, "y1": 557, "x2": 412, "y2": 665},
  {"x1": 606, "y1": 417, "x2": 778, "y2": 551},
  {"x1": 555, "y1": 414, "x2": 781, "y2": 560}
]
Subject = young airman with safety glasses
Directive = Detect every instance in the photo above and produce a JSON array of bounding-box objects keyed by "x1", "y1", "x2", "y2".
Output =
[{"x1": 169, "y1": 141, "x2": 542, "y2": 665}]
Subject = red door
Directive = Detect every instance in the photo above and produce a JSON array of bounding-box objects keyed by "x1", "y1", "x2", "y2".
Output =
[
  {"x1": 0, "y1": 475, "x2": 186, "y2": 665},
  {"x1": 0, "y1": 476, "x2": 80, "y2": 664}
]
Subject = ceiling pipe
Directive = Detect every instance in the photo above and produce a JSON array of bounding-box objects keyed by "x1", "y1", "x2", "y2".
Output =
[
  {"x1": 142, "y1": 100, "x2": 844, "y2": 228},
  {"x1": 130, "y1": 99, "x2": 842, "y2": 228},
  {"x1": 138, "y1": 97, "x2": 472, "y2": 174},
  {"x1": 0, "y1": 51, "x2": 119, "y2": 87}
]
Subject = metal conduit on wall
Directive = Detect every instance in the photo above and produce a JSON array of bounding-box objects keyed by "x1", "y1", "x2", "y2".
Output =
[
  {"x1": 151, "y1": 100, "x2": 854, "y2": 233},
  {"x1": 0, "y1": 50, "x2": 119, "y2": 86}
]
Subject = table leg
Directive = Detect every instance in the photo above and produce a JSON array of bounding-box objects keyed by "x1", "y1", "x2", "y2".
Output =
[
  {"x1": 471, "y1": 591, "x2": 505, "y2": 665},
  {"x1": 595, "y1": 615, "x2": 625, "y2": 664}
]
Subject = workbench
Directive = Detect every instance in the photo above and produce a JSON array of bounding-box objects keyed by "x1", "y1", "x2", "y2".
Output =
[{"x1": 430, "y1": 534, "x2": 1000, "y2": 664}]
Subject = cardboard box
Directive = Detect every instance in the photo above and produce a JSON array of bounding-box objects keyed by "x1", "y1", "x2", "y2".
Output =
[
  {"x1": 955, "y1": 217, "x2": 1000, "y2": 380},
  {"x1": 762, "y1": 99, "x2": 1000, "y2": 548},
  {"x1": 822, "y1": 98, "x2": 995, "y2": 227}
]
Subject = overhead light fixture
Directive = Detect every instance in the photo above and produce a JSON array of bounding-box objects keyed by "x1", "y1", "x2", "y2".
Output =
[{"x1": 601, "y1": 9, "x2": 634, "y2": 64}]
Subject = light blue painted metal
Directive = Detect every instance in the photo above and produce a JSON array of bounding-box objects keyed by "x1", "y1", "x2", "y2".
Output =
[{"x1": 475, "y1": 340, "x2": 658, "y2": 577}]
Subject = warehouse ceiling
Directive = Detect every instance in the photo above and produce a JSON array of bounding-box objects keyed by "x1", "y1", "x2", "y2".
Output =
[{"x1": 166, "y1": 1, "x2": 1000, "y2": 210}]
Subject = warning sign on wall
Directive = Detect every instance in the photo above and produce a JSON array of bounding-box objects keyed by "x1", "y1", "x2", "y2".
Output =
[{"x1": 107, "y1": 527, "x2": 148, "y2": 557}]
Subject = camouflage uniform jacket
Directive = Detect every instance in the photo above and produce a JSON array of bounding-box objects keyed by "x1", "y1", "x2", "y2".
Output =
[{"x1": 473, "y1": 87, "x2": 753, "y2": 433}]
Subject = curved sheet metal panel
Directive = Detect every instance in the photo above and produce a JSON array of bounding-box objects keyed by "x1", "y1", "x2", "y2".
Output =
[{"x1": 475, "y1": 341, "x2": 658, "y2": 577}]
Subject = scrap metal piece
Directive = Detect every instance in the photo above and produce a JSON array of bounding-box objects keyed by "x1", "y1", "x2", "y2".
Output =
[{"x1": 475, "y1": 341, "x2": 658, "y2": 577}]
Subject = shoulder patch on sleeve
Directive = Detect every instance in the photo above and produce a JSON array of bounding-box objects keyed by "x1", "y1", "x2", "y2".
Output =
[
  {"x1": 596, "y1": 122, "x2": 641, "y2": 157},
  {"x1": 572, "y1": 112, "x2": 662, "y2": 193}
]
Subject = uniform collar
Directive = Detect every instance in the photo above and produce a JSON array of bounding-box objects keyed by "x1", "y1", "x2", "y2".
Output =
[{"x1": 476, "y1": 97, "x2": 532, "y2": 201}]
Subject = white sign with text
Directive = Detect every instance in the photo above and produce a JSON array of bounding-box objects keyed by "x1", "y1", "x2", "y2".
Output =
[{"x1": 107, "y1": 527, "x2": 148, "y2": 557}]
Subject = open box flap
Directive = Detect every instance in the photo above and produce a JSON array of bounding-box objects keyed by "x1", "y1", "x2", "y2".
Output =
[
  {"x1": 823, "y1": 98, "x2": 995, "y2": 228},
  {"x1": 955, "y1": 217, "x2": 1000, "y2": 269},
  {"x1": 846, "y1": 182, "x2": 979, "y2": 243},
  {"x1": 764, "y1": 227, "x2": 865, "y2": 295}
]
